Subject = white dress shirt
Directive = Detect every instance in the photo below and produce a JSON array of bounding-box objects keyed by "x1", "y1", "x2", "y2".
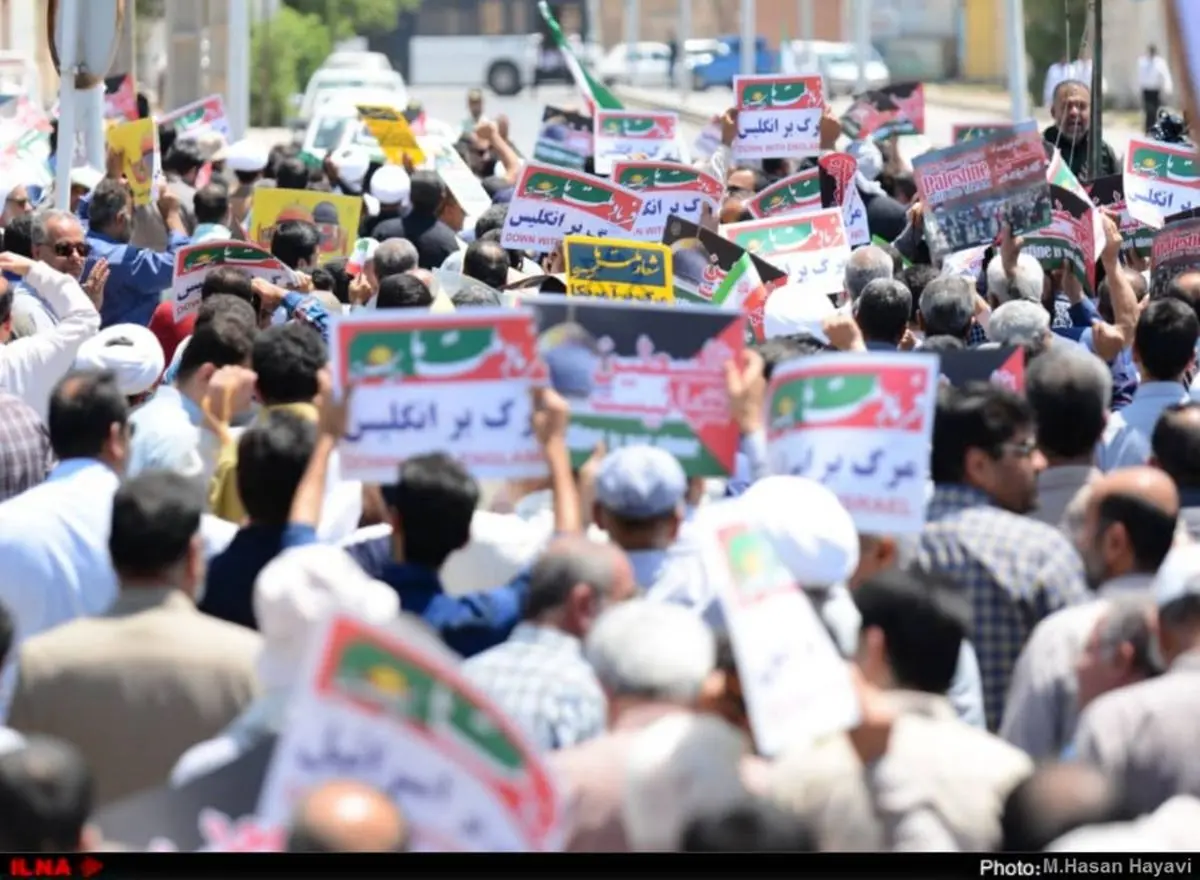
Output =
[
  {"x1": 0, "y1": 263, "x2": 100, "y2": 420},
  {"x1": 1138, "y1": 55, "x2": 1173, "y2": 93},
  {"x1": 0, "y1": 458, "x2": 120, "y2": 718}
]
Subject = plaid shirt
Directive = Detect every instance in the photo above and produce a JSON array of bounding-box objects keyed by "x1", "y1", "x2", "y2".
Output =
[
  {"x1": 967, "y1": 321, "x2": 988, "y2": 347},
  {"x1": 0, "y1": 393, "x2": 53, "y2": 503},
  {"x1": 914, "y1": 484, "x2": 1088, "y2": 730},
  {"x1": 460, "y1": 623, "x2": 607, "y2": 752}
]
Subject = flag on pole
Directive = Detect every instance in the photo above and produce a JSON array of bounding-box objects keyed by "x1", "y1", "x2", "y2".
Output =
[
  {"x1": 779, "y1": 26, "x2": 796, "y2": 74},
  {"x1": 537, "y1": 1, "x2": 623, "y2": 116}
]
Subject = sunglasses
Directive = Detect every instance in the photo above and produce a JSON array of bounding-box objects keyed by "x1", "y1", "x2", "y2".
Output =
[{"x1": 52, "y1": 241, "x2": 91, "y2": 257}]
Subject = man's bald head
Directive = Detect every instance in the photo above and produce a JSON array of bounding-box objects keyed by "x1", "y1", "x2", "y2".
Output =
[
  {"x1": 1001, "y1": 762, "x2": 1128, "y2": 852},
  {"x1": 286, "y1": 780, "x2": 409, "y2": 853},
  {"x1": 1152, "y1": 401, "x2": 1200, "y2": 490},
  {"x1": 1081, "y1": 467, "x2": 1179, "y2": 582},
  {"x1": 524, "y1": 537, "x2": 636, "y2": 634}
]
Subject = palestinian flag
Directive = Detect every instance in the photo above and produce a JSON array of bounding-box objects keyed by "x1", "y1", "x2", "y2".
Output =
[
  {"x1": 712, "y1": 253, "x2": 770, "y2": 343},
  {"x1": 538, "y1": 1, "x2": 623, "y2": 116}
]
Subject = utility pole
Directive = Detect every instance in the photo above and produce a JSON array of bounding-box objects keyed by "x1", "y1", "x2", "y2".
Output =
[
  {"x1": 678, "y1": 0, "x2": 691, "y2": 94},
  {"x1": 853, "y1": 0, "x2": 870, "y2": 93},
  {"x1": 586, "y1": 0, "x2": 602, "y2": 45},
  {"x1": 624, "y1": 0, "x2": 638, "y2": 56},
  {"x1": 54, "y1": 0, "x2": 80, "y2": 210},
  {"x1": 1004, "y1": 0, "x2": 1029, "y2": 122},
  {"x1": 227, "y1": 0, "x2": 250, "y2": 140},
  {"x1": 740, "y1": 0, "x2": 755, "y2": 77},
  {"x1": 1089, "y1": 0, "x2": 1103, "y2": 175}
]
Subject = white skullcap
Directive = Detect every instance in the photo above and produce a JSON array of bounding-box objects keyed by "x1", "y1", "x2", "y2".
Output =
[
  {"x1": 224, "y1": 138, "x2": 270, "y2": 173},
  {"x1": 763, "y1": 284, "x2": 835, "y2": 341},
  {"x1": 74, "y1": 323, "x2": 165, "y2": 396},
  {"x1": 253, "y1": 545, "x2": 400, "y2": 691},
  {"x1": 623, "y1": 714, "x2": 751, "y2": 852},
  {"x1": 738, "y1": 476, "x2": 860, "y2": 586},
  {"x1": 69, "y1": 166, "x2": 104, "y2": 193},
  {"x1": 369, "y1": 164, "x2": 411, "y2": 206},
  {"x1": 585, "y1": 599, "x2": 716, "y2": 703},
  {"x1": 331, "y1": 145, "x2": 371, "y2": 187}
]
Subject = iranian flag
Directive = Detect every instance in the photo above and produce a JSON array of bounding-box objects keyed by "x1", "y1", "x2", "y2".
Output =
[
  {"x1": 713, "y1": 253, "x2": 769, "y2": 342},
  {"x1": 538, "y1": 1, "x2": 623, "y2": 116}
]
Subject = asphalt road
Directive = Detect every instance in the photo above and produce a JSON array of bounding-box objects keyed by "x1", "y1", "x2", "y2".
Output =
[{"x1": 246, "y1": 82, "x2": 1143, "y2": 166}]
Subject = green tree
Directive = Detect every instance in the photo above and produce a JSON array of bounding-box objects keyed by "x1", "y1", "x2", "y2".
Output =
[
  {"x1": 281, "y1": 0, "x2": 423, "y2": 41},
  {"x1": 1025, "y1": 0, "x2": 1091, "y2": 107},
  {"x1": 250, "y1": 6, "x2": 332, "y2": 127}
]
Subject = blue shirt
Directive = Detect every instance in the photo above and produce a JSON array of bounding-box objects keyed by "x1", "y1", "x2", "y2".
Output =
[
  {"x1": 128, "y1": 385, "x2": 205, "y2": 477},
  {"x1": 201, "y1": 523, "x2": 318, "y2": 630},
  {"x1": 85, "y1": 228, "x2": 189, "y2": 327},
  {"x1": 378, "y1": 562, "x2": 529, "y2": 659},
  {"x1": 1077, "y1": 327, "x2": 1137, "y2": 412},
  {"x1": 1097, "y1": 380, "x2": 1192, "y2": 471}
]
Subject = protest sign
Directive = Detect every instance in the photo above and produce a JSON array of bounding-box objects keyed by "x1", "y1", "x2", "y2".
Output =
[
  {"x1": 533, "y1": 106, "x2": 593, "y2": 170},
  {"x1": 172, "y1": 241, "x2": 297, "y2": 322},
  {"x1": 106, "y1": 118, "x2": 159, "y2": 207},
  {"x1": 499, "y1": 164, "x2": 643, "y2": 253},
  {"x1": 765, "y1": 352, "x2": 938, "y2": 535},
  {"x1": 951, "y1": 124, "x2": 1015, "y2": 144},
  {"x1": 662, "y1": 215, "x2": 788, "y2": 305},
  {"x1": 593, "y1": 110, "x2": 681, "y2": 175},
  {"x1": 357, "y1": 104, "x2": 425, "y2": 166},
  {"x1": 733, "y1": 74, "x2": 824, "y2": 160},
  {"x1": 418, "y1": 136, "x2": 492, "y2": 219},
  {"x1": 563, "y1": 236, "x2": 674, "y2": 304},
  {"x1": 745, "y1": 168, "x2": 823, "y2": 219},
  {"x1": 819, "y1": 152, "x2": 870, "y2": 248},
  {"x1": 528, "y1": 296, "x2": 744, "y2": 475},
  {"x1": 839, "y1": 82, "x2": 925, "y2": 140},
  {"x1": 257, "y1": 613, "x2": 565, "y2": 851},
  {"x1": 94, "y1": 736, "x2": 280, "y2": 852},
  {"x1": 1123, "y1": 135, "x2": 1200, "y2": 228},
  {"x1": 329, "y1": 309, "x2": 546, "y2": 482},
  {"x1": 711, "y1": 252, "x2": 770, "y2": 343},
  {"x1": 103, "y1": 73, "x2": 138, "y2": 121},
  {"x1": 938, "y1": 346, "x2": 1025, "y2": 393},
  {"x1": 1087, "y1": 175, "x2": 1154, "y2": 257},
  {"x1": 700, "y1": 502, "x2": 861, "y2": 757},
  {"x1": 1151, "y1": 216, "x2": 1200, "y2": 293},
  {"x1": 912, "y1": 121, "x2": 1051, "y2": 258},
  {"x1": 249, "y1": 190, "x2": 362, "y2": 264},
  {"x1": 160, "y1": 94, "x2": 230, "y2": 139},
  {"x1": 723, "y1": 208, "x2": 851, "y2": 297},
  {"x1": 939, "y1": 244, "x2": 988, "y2": 281},
  {"x1": 1022, "y1": 184, "x2": 1102, "y2": 291},
  {"x1": 612, "y1": 160, "x2": 722, "y2": 242}
]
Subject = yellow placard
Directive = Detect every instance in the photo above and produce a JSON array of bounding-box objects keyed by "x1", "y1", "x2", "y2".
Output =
[
  {"x1": 248, "y1": 189, "x2": 363, "y2": 265},
  {"x1": 106, "y1": 117, "x2": 158, "y2": 207},
  {"x1": 563, "y1": 235, "x2": 675, "y2": 304},
  {"x1": 356, "y1": 104, "x2": 425, "y2": 167}
]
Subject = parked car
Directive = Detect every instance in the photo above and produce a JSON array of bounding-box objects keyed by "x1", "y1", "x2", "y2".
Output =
[
  {"x1": 790, "y1": 40, "x2": 891, "y2": 96},
  {"x1": 598, "y1": 39, "x2": 728, "y2": 88},
  {"x1": 320, "y1": 51, "x2": 394, "y2": 73},
  {"x1": 690, "y1": 36, "x2": 776, "y2": 90},
  {"x1": 291, "y1": 68, "x2": 409, "y2": 132}
]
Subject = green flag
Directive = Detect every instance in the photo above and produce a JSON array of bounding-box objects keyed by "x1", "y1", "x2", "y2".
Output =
[{"x1": 538, "y1": 1, "x2": 623, "y2": 114}]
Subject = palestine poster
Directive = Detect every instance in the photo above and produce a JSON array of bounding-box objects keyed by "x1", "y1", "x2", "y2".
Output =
[{"x1": 527, "y1": 296, "x2": 745, "y2": 475}]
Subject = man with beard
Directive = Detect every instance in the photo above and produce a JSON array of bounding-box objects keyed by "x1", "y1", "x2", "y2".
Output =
[
  {"x1": 84, "y1": 180, "x2": 191, "y2": 328},
  {"x1": 1043, "y1": 81, "x2": 1118, "y2": 181}
]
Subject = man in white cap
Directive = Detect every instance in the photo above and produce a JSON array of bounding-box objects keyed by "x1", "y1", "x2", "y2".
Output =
[
  {"x1": 73, "y1": 323, "x2": 165, "y2": 409},
  {"x1": 361, "y1": 165, "x2": 410, "y2": 241},
  {"x1": 169, "y1": 544, "x2": 400, "y2": 786},
  {"x1": 224, "y1": 139, "x2": 270, "y2": 227}
]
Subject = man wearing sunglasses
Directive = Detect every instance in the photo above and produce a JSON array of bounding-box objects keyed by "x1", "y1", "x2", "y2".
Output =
[{"x1": 11, "y1": 213, "x2": 109, "y2": 337}]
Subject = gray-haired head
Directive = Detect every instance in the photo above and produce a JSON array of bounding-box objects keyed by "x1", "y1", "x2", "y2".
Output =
[
  {"x1": 843, "y1": 245, "x2": 894, "y2": 302},
  {"x1": 1026, "y1": 344, "x2": 1113, "y2": 414},
  {"x1": 1095, "y1": 598, "x2": 1162, "y2": 678},
  {"x1": 372, "y1": 238, "x2": 419, "y2": 277},
  {"x1": 987, "y1": 299, "x2": 1051, "y2": 348},
  {"x1": 918, "y1": 275, "x2": 975, "y2": 339},
  {"x1": 986, "y1": 252, "x2": 1045, "y2": 305},
  {"x1": 585, "y1": 599, "x2": 716, "y2": 704},
  {"x1": 30, "y1": 209, "x2": 82, "y2": 248},
  {"x1": 451, "y1": 284, "x2": 503, "y2": 308},
  {"x1": 523, "y1": 536, "x2": 632, "y2": 622}
]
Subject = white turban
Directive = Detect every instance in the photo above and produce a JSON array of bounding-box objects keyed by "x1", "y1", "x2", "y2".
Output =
[
  {"x1": 369, "y1": 164, "x2": 411, "y2": 206},
  {"x1": 74, "y1": 324, "x2": 165, "y2": 396}
]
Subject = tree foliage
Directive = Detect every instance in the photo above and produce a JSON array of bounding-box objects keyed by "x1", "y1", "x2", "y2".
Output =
[
  {"x1": 250, "y1": 6, "x2": 332, "y2": 126},
  {"x1": 281, "y1": 0, "x2": 423, "y2": 40},
  {"x1": 1025, "y1": 0, "x2": 1091, "y2": 106}
]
